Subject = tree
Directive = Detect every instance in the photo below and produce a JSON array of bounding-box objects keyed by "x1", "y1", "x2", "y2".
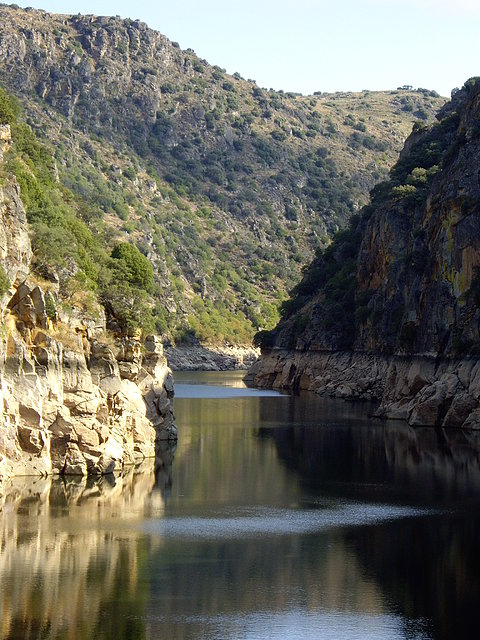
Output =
[
  {"x1": 110, "y1": 243, "x2": 153, "y2": 291},
  {"x1": 0, "y1": 86, "x2": 17, "y2": 125}
]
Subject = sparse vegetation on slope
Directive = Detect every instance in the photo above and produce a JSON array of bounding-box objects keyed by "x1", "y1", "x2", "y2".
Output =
[
  {"x1": 0, "y1": 5, "x2": 446, "y2": 345},
  {"x1": 0, "y1": 85, "x2": 156, "y2": 335}
]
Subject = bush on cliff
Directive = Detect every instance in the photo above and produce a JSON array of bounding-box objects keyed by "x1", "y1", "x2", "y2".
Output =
[
  {"x1": 0, "y1": 264, "x2": 10, "y2": 296},
  {"x1": 0, "y1": 86, "x2": 18, "y2": 125},
  {"x1": 110, "y1": 242, "x2": 154, "y2": 291}
]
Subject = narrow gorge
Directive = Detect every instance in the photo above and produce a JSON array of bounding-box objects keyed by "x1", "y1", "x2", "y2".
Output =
[
  {"x1": 0, "y1": 4, "x2": 444, "y2": 348},
  {"x1": 1, "y1": 4, "x2": 480, "y2": 638}
]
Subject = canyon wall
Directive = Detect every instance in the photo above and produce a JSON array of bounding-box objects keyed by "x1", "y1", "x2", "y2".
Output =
[
  {"x1": 0, "y1": 127, "x2": 176, "y2": 477},
  {"x1": 250, "y1": 79, "x2": 480, "y2": 429}
]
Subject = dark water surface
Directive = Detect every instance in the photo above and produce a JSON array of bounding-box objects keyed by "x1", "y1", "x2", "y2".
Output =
[{"x1": 2, "y1": 371, "x2": 480, "y2": 639}]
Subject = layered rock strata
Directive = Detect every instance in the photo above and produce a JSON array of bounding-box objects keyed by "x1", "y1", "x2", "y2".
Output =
[{"x1": 248, "y1": 351, "x2": 480, "y2": 428}]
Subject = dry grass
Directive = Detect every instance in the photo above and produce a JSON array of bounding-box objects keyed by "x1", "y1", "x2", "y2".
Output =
[{"x1": 52, "y1": 321, "x2": 84, "y2": 352}]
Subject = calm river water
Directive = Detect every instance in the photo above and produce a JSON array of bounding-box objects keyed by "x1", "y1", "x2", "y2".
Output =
[{"x1": 2, "y1": 370, "x2": 480, "y2": 639}]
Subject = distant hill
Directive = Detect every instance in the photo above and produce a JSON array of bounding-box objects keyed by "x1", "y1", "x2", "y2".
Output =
[{"x1": 0, "y1": 4, "x2": 446, "y2": 344}]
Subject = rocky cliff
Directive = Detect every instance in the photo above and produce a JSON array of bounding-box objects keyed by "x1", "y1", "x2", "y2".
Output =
[
  {"x1": 250, "y1": 78, "x2": 480, "y2": 429},
  {"x1": 165, "y1": 344, "x2": 259, "y2": 370},
  {"x1": 0, "y1": 126, "x2": 176, "y2": 477}
]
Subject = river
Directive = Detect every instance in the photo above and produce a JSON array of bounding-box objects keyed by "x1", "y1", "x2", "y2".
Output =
[{"x1": 1, "y1": 370, "x2": 480, "y2": 639}]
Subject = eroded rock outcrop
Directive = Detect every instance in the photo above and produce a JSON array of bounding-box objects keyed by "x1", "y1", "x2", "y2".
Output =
[
  {"x1": 0, "y1": 127, "x2": 176, "y2": 477},
  {"x1": 250, "y1": 79, "x2": 480, "y2": 429},
  {"x1": 0, "y1": 291, "x2": 176, "y2": 477}
]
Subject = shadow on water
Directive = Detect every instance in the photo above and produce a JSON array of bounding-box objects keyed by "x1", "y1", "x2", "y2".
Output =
[
  {"x1": 259, "y1": 396, "x2": 480, "y2": 640},
  {"x1": 261, "y1": 393, "x2": 480, "y2": 505}
]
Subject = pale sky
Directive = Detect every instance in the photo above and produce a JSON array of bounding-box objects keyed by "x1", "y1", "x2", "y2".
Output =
[{"x1": 12, "y1": 0, "x2": 480, "y2": 97}]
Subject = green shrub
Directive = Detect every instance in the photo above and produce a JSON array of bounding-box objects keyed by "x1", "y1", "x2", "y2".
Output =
[
  {"x1": 391, "y1": 184, "x2": 417, "y2": 199},
  {"x1": 253, "y1": 328, "x2": 276, "y2": 349},
  {"x1": 123, "y1": 166, "x2": 136, "y2": 181},
  {"x1": 102, "y1": 282, "x2": 155, "y2": 335},
  {"x1": 0, "y1": 86, "x2": 18, "y2": 125},
  {"x1": 44, "y1": 292, "x2": 57, "y2": 320}
]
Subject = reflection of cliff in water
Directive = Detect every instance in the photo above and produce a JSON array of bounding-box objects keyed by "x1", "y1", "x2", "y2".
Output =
[
  {"x1": 265, "y1": 398, "x2": 480, "y2": 640},
  {"x1": 0, "y1": 433, "x2": 411, "y2": 640},
  {"x1": 0, "y1": 443, "x2": 176, "y2": 640},
  {"x1": 143, "y1": 531, "x2": 409, "y2": 640},
  {"x1": 262, "y1": 394, "x2": 480, "y2": 504},
  {"x1": 348, "y1": 514, "x2": 480, "y2": 640}
]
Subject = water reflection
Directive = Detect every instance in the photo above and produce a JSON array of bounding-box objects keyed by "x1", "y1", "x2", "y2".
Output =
[
  {"x1": 349, "y1": 515, "x2": 480, "y2": 640},
  {"x1": 262, "y1": 399, "x2": 480, "y2": 640},
  {"x1": 262, "y1": 395, "x2": 480, "y2": 505},
  {"x1": 174, "y1": 370, "x2": 253, "y2": 388},
  {"x1": 174, "y1": 370, "x2": 285, "y2": 399},
  {"x1": 2, "y1": 374, "x2": 480, "y2": 639},
  {"x1": 0, "y1": 447, "x2": 175, "y2": 640}
]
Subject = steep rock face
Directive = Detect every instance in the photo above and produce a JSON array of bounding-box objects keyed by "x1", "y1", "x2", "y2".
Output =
[
  {"x1": 354, "y1": 89, "x2": 480, "y2": 355},
  {"x1": 0, "y1": 309, "x2": 176, "y2": 477},
  {"x1": 0, "y1": 131, "x2": 176, "y2": 477},
  {"x1": 250, "y1": 80, "x2": 480, "y2": 429},
  {"x1": 0, "y1": 287, "x2": 177, "y2": 477},
  {"x1": 0, "y1": 170, "x2": 31, "y2": 284}
]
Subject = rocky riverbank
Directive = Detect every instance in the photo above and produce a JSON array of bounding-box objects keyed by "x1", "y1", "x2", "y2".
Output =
[
  {"x1": 248, "y1": 349, "x2": 480, "y2": 429},
  {"x1": 165, "y1": 345, "x2": 259, "y2": 371},
  {"x1": 0, "y1": 147, "x2": 176, "y2": 478}
]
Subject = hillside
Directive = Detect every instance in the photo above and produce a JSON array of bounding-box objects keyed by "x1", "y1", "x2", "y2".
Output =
[
  {"x1": 250, "y1": 77, "x2": 480, "y2": 429},
  {"x1": 0, "y1": 4, "x2": 445, "y2": 345}
]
